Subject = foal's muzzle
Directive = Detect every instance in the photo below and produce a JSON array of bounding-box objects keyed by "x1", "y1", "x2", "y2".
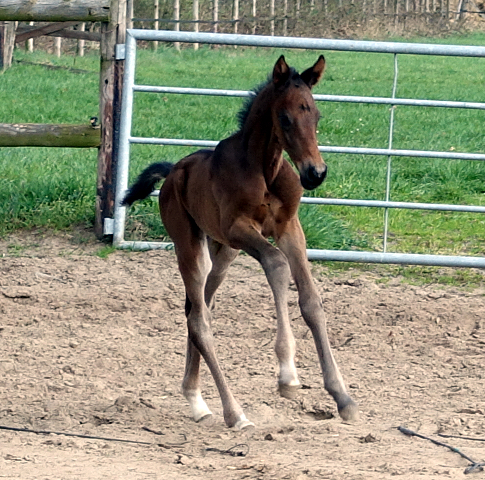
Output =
[{"x1": 300, "y1": 164, "x2": 327, "y2": 190}]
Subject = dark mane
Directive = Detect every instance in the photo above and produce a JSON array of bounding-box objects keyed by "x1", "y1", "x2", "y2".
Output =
[
  {"x1": 237, "y1": 67, "x2": 299, "y2": 129},
  {"x1": 236, "y1": 79, "x2": 269, "y2": 129}
]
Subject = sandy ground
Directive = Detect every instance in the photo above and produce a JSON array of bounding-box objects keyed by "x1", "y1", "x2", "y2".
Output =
[{"x1": 1, "y1": 231, "x2": 484, "y2": 479}]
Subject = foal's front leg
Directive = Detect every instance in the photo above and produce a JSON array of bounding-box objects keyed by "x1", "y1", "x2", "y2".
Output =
[
  {"x1": 277, "y1": 218, "x2": 359, "y2": 422},
  {"x1": 227, "y1": 220, "x2": 300, "y2": 399},
  {"x1": 204, "y1": 239, "x2": 239, "y2": 310}
]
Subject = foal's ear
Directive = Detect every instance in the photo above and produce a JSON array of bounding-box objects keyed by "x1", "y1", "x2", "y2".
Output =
[
  {"x1": 301, "y1": 55, "x2": 326, "y2": 89},
  {"x1": 273, "y1": 55, "x2": 291, "y2": 87}
]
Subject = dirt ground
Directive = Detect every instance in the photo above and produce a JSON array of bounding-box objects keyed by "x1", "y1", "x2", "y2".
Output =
[{"x1": 1, "y1": 230, "x2": 484, "y2": 480}]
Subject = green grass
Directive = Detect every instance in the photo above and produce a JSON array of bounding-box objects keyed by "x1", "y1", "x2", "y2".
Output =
[
  {"x1": 96, "y1": 245, "x2": 117, "y2": 258},
  {"x1": 2, "y1": 37, "x2": 485, "y2": 264}
]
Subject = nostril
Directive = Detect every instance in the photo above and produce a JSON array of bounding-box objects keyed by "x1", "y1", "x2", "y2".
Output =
[
  {"x1": 308, "y1": 165, "x2": 327, "y2": 181},
  {"x1": 300, "y1": 164, "x2": 327, "y2": 190},
  {"x1": 321, "y1": 165, "x2": 327, "y2": 180}
]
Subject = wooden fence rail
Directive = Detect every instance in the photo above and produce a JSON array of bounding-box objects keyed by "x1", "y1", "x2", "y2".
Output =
[
  {"x1": 0, "y1": 123, "x2": 101, "y2": 147},
  {"x1": 0, "y1": 0, "x2": 126, "y2": 239},
  {"x1": 0, "y1": 0, "x2": 109, "y2": 22}
]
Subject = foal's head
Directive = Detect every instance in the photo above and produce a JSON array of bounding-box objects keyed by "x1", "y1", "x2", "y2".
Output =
[{"x1": 271, "y1": 55, "x2": 327, "y2": 190}]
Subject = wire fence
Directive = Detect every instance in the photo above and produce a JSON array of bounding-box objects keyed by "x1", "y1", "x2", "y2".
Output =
[
  {"x1": 10, "y1": 0, "x2": 485, "y2": 58},
  {"x1": 131, "y1": 0, "x2": 485, "y2": 40}
]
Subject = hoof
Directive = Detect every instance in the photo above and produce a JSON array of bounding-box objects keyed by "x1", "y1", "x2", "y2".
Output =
[
  {"x1": 338, "y1": 399, "x2": 359, "y2": 423},
  {"x1": 278, "y1": 383, "x2": 300, "y2": 400},
  {"x1": 233, "y1": 418, "x2": 255, "y2": 431},
  {"x1": 195, "y1": 412, "x2": 213, "y2": 423},
  {"x1": 185, "y1": 392, "x2": 212, "y2": 423},
  {"x1": 230, "y1": 413, "x2": 255, "y2": 431}
]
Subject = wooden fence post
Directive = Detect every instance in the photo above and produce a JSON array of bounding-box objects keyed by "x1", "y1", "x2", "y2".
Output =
[
  {"x1": 54, "y1": 36, "x2": 61, "y2": 56},
  {"x1": 27, "y1": 21, "x2": 34, "y2": 52},
  {"x1": 127, "y1": 0, "x2": 133, "y2": 28},
  {"x1": 233, "y1": 0, "x2": 239, "y2": 34},
  {"x1": 270, "y1": 0, "x2": 275, "y2": 35},
  {"x1": 193, "y1": 0, "x2": 199, "y2": 50},
  {"x1": 153, "y1": 0, "x2": 159, "y2": 51},
  {"x1": 213, "y1": 0, "x2": 218, "y2": 33},
  {"x1": 253, "y1": 0, "x2": 257, "y2": 34},
  {"x1": 77, "y1": 22, "x2": 85, "y2": 56},
  {"x1": 173, "y1": 0, "x2": 180, "y2": 51},
  {"x1": 95, "y1": 0, "x2": 126, "y2": 238},
  {"x1": 283, "y1": 0, "x2": 288, "y2": 35},
  {"x1": 0, "y1": 21, "x2": 16, "y2": 71}
]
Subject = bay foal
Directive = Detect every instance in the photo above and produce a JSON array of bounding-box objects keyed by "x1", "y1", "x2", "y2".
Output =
[{"x1": 123, "y1": 56, "x2": 358, "y2": 429}]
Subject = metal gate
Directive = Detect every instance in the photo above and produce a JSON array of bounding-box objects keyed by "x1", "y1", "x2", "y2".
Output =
[{"x1": 112, "y1": 29, "x2": 485, "y2": 268}]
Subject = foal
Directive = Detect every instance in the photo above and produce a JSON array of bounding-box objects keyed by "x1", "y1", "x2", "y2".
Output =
[{"x1": 123, "y1": 56, "x2": 358, "y2": 429}]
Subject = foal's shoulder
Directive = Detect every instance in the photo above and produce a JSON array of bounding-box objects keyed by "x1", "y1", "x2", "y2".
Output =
[{"x1": 270, "y1": 160, "x2": 304, "y2": 203}]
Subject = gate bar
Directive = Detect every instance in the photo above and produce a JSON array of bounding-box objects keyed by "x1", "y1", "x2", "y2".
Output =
[
  {"x1": 129, "y1": 29, "x2": 485, "y2": 57},
  {"x1": 134, "y1": 85, "x2": 485, "y2": 110},
  {"x1": 306, "y1": 250, "x2": 485, "y2": 267},
  {"x1": 127, "y1": 136, "x2": 485, "y2": 161},
  {"x1": 144, "y1": 190, "x2": 485, "y2": 213},
  {"x1": 114, "y1": 30, "x2": 485, "y2": 267},
  {"x1": 114, "y1": 239, "x2": 485, "y2": 268},
  {"x1": 299, "y1": 198, "x2": 485, "y2": 213}
]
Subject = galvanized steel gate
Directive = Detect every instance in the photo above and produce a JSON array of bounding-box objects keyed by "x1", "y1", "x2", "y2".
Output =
[{"x1": 112, "y1": 29, "x2": 485, "y2": 268}]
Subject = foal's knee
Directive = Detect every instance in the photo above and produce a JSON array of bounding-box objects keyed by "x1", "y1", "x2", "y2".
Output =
[
  {"x1": 299, "y1": 294, "x2": 325, "y2": 327},
  {"x1": 262, "y1": 249, "x2": 291, "y2": 286}
]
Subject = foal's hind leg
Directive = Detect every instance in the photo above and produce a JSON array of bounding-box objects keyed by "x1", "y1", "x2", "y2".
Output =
[
  {"x1": 171, "y1": 232, "x2": 251, "y2": 428},
  {"x1": 182, "y1": 335, "x2": 213, "y2": 422},
  {"x1": 182, "y1": 240, "x2": 238, "y2": 423},
  {"x1": 277, "y1": 218, "x2": 359, "y2": 422},
  {"x1": 183, "y1": 295, "x2": 212, "y2": 422}
]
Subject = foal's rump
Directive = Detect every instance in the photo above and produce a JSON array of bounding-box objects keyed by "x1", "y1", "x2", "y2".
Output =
[{"x1": 122, "y1": 150, "x2": 215, "y2": 207}]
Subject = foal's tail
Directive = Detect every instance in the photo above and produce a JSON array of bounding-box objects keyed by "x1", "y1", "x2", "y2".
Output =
[{"x1": 122, "y1": 162, "x2": 173, "y2": 206}]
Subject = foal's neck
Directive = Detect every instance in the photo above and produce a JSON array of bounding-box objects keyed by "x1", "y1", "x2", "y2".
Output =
[{"x1": 241, "y1": 86, "x2": 283, "y2": 186}]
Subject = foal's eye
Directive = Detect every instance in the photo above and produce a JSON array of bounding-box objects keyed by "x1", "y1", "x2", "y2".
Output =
[{"x1": 279, "y1": 114, "x2": 292, "y2": 130}]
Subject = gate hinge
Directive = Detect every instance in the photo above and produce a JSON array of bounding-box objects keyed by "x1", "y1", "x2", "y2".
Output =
[
  {"x1": 103, "y1": 218, "x2": 114, "y2": 235},
  {"x1": 115, "y1": 44, "x2": 126, "y2": 60}
]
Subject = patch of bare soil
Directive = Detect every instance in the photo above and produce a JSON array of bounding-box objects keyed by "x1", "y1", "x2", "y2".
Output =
[{"x1": 1, "y1": 231, "x2": 485, "y2": 479}]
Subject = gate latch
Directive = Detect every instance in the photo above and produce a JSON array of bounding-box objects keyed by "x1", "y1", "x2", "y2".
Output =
[
  {"x1": 103, "y1": 218, "x2": 114, "y2": 235},
  {"x1": 115, "y1": 44, "x2": 126, "y2": 60}
]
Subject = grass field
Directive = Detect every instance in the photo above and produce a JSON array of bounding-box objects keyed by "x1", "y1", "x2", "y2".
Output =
[{"x1": 2, "y1": 34, "x2": 485, "y2": 272}]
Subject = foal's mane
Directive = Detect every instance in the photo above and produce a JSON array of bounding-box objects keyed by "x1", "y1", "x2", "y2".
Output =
[{"x1": 236, "y1": 67, "x2": 300, "y2": 129}]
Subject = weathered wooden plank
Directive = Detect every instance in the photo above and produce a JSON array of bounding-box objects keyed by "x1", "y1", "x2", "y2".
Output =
[
  {"x1": 0, "y1": 0, "x2": 110, "y2": 22},
  {"x1": 0, "y1": 21, "x2": 16, "y2": 70},
  {"x1": 0, "y1": 123, "x2": 101, "y2": 147},
  {"x1": 14, "y1": 21, "x2": 78, "y2": 43},
  {"x1": 95, "y1": 0, "x2": 126, "y2": 238},
  {"x1": 15, "y1": 26, "x2": 101, "y2": 42}
]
